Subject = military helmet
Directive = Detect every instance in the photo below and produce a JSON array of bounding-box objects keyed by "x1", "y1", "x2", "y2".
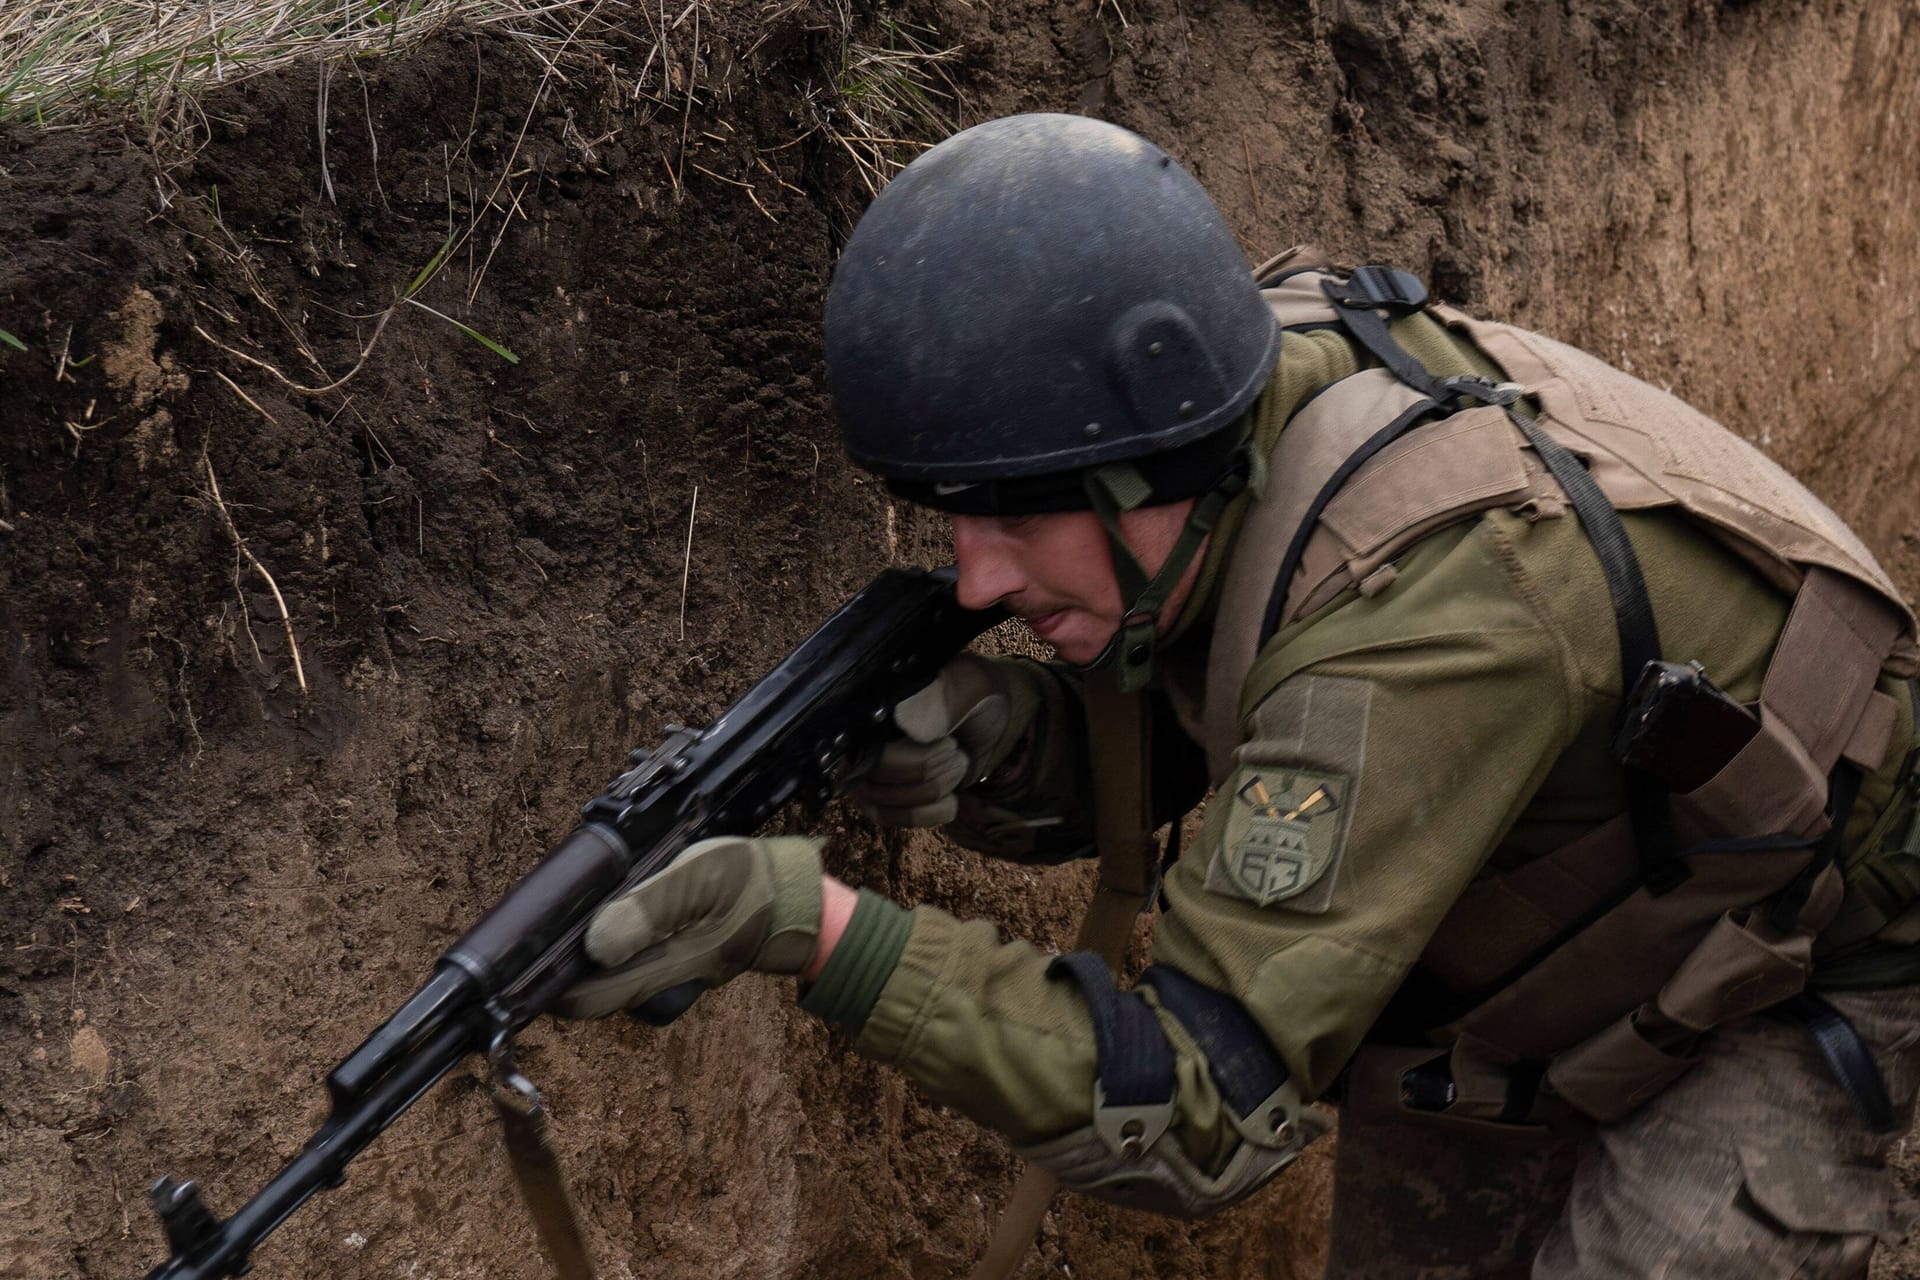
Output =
[{"x1": 825, "y1": 113, "x2": 1278, "y2": 515}]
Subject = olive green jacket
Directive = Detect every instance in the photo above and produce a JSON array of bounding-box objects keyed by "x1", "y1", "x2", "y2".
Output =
[{"x1": 800, "y1": 327, "x2": 1918, "y2": 1175}]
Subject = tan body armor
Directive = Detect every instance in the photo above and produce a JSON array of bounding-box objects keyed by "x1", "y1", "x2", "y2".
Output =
[{"x1": 1200, "y1": 264, "x2": 1919, "y2": 1131}]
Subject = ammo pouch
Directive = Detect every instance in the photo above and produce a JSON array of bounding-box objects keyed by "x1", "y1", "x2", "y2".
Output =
[{"x1": 1348, "y1": 568, "x2": 1906, "y2": 1134}]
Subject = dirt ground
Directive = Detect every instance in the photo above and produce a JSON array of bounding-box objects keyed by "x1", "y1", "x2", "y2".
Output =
[{"x1": 5, "y1": 0, "x2": 1920, "y2": 1277}]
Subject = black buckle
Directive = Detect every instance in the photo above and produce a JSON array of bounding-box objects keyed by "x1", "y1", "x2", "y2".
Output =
[
  {"x1": 1332, "y1": 265, "x2": 1429, "y2": 313},
  {"x1": 1437, "y1": 374, "x2": 1523, "y2": 408}
]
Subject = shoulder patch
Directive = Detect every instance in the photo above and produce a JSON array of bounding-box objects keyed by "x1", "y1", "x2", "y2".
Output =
[{"x1": 1205, "y1": 766, "x2": 1353, "y2": 910}]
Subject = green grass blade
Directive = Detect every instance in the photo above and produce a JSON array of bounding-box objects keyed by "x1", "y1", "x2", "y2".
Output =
[
  {"x1": 402, "y1": 297, "x2": 519, "y2": 364},
  {"x1": 0, "y1": 328, "x2": 28, "y2": 352},
  {"x1": 403, "y1": 230, "x2": 459, "y2": 299}
]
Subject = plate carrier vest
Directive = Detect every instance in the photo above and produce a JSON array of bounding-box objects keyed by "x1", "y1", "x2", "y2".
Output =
[{"x1": 1197, "y1": 252, "x2": 1920, "y2": 1134}]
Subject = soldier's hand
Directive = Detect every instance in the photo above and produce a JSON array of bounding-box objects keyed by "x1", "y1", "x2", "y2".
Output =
[
  {"x1": 552, "y1": 835, "x2": 823, "y2": 1021},
  {"x1": 851, "y1": 654, "x2": 1042, "y2": 827}
]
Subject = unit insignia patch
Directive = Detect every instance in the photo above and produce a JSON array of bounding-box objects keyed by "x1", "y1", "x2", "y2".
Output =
[{"x1": 1207, "y1": 767, "x2": 1352, "y2": 909}]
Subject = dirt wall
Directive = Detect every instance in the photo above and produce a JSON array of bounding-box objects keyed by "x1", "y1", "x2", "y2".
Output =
[{"x1": 4, "y1": 1, "x2": 1918, "y2": 1277}]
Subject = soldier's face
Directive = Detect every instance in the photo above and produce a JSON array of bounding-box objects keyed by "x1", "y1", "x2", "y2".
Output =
[{"x1": 950, "y1": 501, "x2": 1203, "y2": 664}]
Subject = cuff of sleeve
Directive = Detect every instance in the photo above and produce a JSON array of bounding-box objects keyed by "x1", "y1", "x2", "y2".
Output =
[{"x1": 798, "y1": 889, "x2": 913, "y2": 1035}]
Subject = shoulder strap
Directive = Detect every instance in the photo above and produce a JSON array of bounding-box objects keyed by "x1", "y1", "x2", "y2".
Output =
[
  {"x1": 1255, "y1": 395, "x2": 1444, "y2": 645},
  {"x1": 1204, "y1": 369, "x2": 1436, "y2": 776},
  {"x1": 970, "y1": 672, "x2": 1159, "y2": 1280},
  {"x1": 1291, "y1": 271, "x2": 1679, "y2": 887}
]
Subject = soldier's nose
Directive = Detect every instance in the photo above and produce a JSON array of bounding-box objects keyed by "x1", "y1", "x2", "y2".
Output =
[{"x1": 951, "y1": 518, "x2": 1026, "y2": 611}]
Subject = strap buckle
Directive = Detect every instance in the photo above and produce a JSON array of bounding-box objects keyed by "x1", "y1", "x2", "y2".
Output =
[
  {"x1": 1330, "y1": 264, "x2": 1430, "y2": 312},
  {"x1": 1437, "y1": 374, "x2": 1524, "y2": 407}
]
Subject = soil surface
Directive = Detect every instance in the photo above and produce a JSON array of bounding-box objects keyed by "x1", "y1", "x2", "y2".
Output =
[{"x1": 4, "y1": 1, "x2": 1919, "y2": 1277}]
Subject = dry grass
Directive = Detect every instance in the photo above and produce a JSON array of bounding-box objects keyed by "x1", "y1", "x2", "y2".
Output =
[
  {"x1": 4, "y1": 0, "x2": 964, "y2": 402},
  {"x1": 3, "y1": 0, "x2": 966, "y2": 207},
  {"x1": 820, "y1": 4, "x2": 960, "y2": 195},
  {"x1": 0, "y1": 0, "x2": 620, "y2": 124}
]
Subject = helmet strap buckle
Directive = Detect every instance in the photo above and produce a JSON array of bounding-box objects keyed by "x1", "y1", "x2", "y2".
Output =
[{"x1": 1107, "y1": 610, "x2": 1160, "y2": 693}]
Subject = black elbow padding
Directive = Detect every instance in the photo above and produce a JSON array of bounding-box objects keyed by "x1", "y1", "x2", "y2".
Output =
[
  {"x1": 1140, "y1": 964, "x2": 1291, "y2": 1119},
  {"x1": 1047, "y1": 951, "x2": 1177, "y2": 1108},
  {"x1": 1047, "y1": 953, "x2": 1294, "y2": 1126}
]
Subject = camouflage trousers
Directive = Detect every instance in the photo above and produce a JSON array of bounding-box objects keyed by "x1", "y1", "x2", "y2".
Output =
[{"x1": 1323, "y1": 985, "x2": 1920, "y2": 1279}]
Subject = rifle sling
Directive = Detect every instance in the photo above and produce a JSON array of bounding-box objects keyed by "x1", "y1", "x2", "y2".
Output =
[
  {"x1": 971, "y1": 674, "x2": 1158, "y2": 1280},
  {"x1": 491, "y1": 1044, "x2": 600, "y2": 1280}
]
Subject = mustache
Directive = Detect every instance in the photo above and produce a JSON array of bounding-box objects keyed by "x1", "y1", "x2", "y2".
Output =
[{"x1": 1006, "y1": 597, "x2": 1073, "y2": 620}]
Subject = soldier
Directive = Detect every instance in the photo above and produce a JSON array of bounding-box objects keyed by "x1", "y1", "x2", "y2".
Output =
[{"x1": 558, "y1": 115, "x2": 1920, "y2": 1276}]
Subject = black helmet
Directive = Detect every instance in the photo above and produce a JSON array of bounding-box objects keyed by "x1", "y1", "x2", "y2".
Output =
[{"x1": 825, "y1": 113, "x2": 1278, "y2": 517}]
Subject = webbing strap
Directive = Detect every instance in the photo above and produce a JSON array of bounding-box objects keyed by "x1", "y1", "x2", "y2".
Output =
[
  {"x1": 1773, "y1": 992, "x2": 1899, "y2": 1134},
  {"x1": 1502, "y1": 405, "x2": 1678, "y2": 890},
  {"x1": 1766, "y1": 762, "x2": 1863, "y2": 935},
  {"x1": 489, "y1": 1039, "x2": 598, "y2": 1280},
  {"x1": 1320, "y1": 269, "x2": 1439, "y2": 392},
  {"x1": 971, "y1": 674, "x2": 1158, "y2": 1280},
  {"x1": 1500, "y1": 409, "x2": 1663, "y2": 716},
  {"x1": 1079, "y1": 674, "x2": 1159, "y2": 960},
  {"x1": 1317, "y1": 275, "x2": 1666, "y2": 685},
  {"x1": 1086, "y1": 449, "x2": 1257, "y2": 693},
  {"x1": 1317, "y1": 271, "x2": 1676, "y2": 889},
  {"x1": 1140, "y1": 964, "x2": 1289, "y2": 1119}
]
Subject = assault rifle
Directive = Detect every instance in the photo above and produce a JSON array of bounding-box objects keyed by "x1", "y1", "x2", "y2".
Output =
[{"x1": 141, "y1": 567, "x2": 1001, "y2": 1279}]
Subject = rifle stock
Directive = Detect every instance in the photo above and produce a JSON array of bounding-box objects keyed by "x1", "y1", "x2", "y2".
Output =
[{"x1": 143, "y1": 566, "x2": 1001, "y2": 1279}]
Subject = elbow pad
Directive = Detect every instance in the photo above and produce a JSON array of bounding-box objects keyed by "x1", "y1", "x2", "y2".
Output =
[{"x1": 1020, "y1": 955, "x2": 1327, "y2": 1218}]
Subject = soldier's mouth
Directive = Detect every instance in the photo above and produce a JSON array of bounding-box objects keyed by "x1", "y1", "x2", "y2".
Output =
[{"x1": 1028, "y1": 610, "x2": 1069, "y2": 640}]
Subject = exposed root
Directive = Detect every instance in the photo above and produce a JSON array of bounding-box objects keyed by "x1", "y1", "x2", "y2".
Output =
[
  {"x1": 688, "y1": 161, "x2": 776, "y2": 222},
  {"x1": 315, "y1": 60, "x2": 337, "y2": 205},
  {"x1": 201, "y1": 452, "x2": 308, "y2": 698},
  {"x1": 211, "y1": 369, "x2": 278, "y2": 426},
  {"x1": 194, "y1": 310, "x2": 394, "y2": 399},
  {"x1": 679, "y1": 484, "x2": 699, "y2": 641}
]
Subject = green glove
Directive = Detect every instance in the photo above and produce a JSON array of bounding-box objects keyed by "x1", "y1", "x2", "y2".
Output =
[
  {"x1": 851, "y1": 654, "x2": 1044, "y2": 827},
  {"x1": 552, "y1": 835, "x2": 824, "y2": 1021}
]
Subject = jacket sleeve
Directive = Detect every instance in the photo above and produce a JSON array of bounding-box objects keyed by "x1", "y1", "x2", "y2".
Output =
[
  {"x1": 1151, "y1": 511, "x2": 1597, "y2": 1107},
  {"x1": 807, "y1": 509, "x2": 1601, "y2": 1184}
]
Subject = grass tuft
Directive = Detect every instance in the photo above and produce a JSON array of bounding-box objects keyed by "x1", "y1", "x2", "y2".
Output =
[
  {"x1": 0, "y1": 0, "x2": 620, "y2": 125},
  {"x1": 820, "y1": 4, "x2": 960, "y2": 196}
]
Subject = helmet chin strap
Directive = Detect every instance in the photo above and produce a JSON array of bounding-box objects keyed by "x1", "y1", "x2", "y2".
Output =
[{"x1": 1080, "y1": 439, "x2": 1265, "y2": 692}]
